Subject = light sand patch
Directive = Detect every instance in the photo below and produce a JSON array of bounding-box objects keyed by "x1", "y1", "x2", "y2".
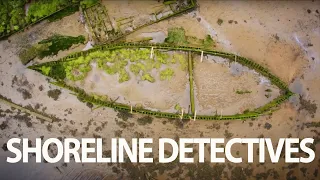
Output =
[{"x1": 193, "y1": 55, "x2": 280, "y2": 115}]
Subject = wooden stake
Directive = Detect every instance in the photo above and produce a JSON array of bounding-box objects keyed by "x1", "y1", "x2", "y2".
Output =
[
  {"x1": 194, "y1": 110, "x2": 197, "y2": 121},
  {"x1": 130, "y1": 105, "x2": 133, "y2": 113},
  {"x1": 181, "y1": 109, "x2": 184, "y2": 120},
  {"x1": 200, "y1": 51, "x2": 203, "y2": 62},
  {"x1": 150, "y1": 47, "x2": 154, "y2": 59}
]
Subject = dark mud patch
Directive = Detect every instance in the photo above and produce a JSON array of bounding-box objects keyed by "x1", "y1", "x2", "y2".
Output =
[
  {"x1": 137, "y1": 116, "x2": 153, "y2": 125},
  {"x1": 299, "y1": 96, "x2": 317, "y2": 117},
  {"x1": 264, "y1": 122, "x2": 272, "y2": 130},
  {"x1": 0, "y1": 120, "x2": 8, "y2": 130},
  {"x1": 47, "y1": 89, "x2": 62, "y2": 100},
  {"x1": 121, "y1": 160, "x2": 225, "y2": 180},
  {"x1": 2, "y1": 143, "x2": 8, "y2": 151},
  {"x1": 117, "y1": 110, "x2": 133, "y2": 121},
  {"x1": 17, "y1": 88, "x2": 32, "y2": 100},
  {"x1": 14, "y1": 113, "x2": 32, "y2": 127}
]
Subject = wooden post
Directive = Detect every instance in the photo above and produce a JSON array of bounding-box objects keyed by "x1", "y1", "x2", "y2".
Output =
[
  {"x1": 181, "y1": 109, "x2": 184, "y2": 120},
  {"x1": 194, "y1": 110, "x2": 197, "y2": 121},
  {"x1": 130, "y1": 105, "x2": 133, "y2": 113},
  {"x1": 200, "y1": 51, "x2": 203, "y2": 62},
  {"x1": 150, "y1": 47, "x2": 154, "y2": 59}
]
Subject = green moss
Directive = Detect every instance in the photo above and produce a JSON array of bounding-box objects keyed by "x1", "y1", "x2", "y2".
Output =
[
  {"x1": 19, "y1": 44, "x2": 49, "y2": 65},
  {"x1": 236, "y1": 90, "x2": 252, "y2": 94},
  {"x1": 141, "y1": 73, "x2": 155, "y2": 83},
  {"x1": 47, "y1": 4, "x2": 79, "y2": 22},
  {"x1": 130, "y1": 64, "x2": 141, "y2": 75},
  {"x1": 38, "y1": 34, "x2": 86, "y2": 58},
  {"x1": 49, "y1": 64, "x2": 66, "y2": 80},
  {"x1": 26, "y1": 0, "x2": 75, "y2": 23},
  {"x1": 165, "y1": 27, "x2": 188, "y2": 45},
  {"x1": 160, "y1": 68, "x2": 175, "y2": 81},
  {"x1": 203, "y1": 35, "x2": 214, "y2": 49},
  {"x1": 174, "y1": 54, "x2": 187, "y2": 70},
  {"x1": 174, "y1": 104, "x2": 182, "y2": 111},
  {"x1": 40, "y1": 66, "x2": 51, "y2": 76},
  {"x1": 119, "y1": 69, "x2": 130, "y2": 83},
  {"x1": 80, "y1": 0, "x2": 99, "y2": 9}
]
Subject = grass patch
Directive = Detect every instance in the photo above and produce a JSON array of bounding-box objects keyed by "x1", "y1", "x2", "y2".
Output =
[
  {"x1": 37, "y1": 34, "x2": 86, "y2": 58},
  {"x1": 47, "y1": 4, "x2": 79, "y2": 22},
  {"x1": 19, "y1": 34, "x2": 86, "y2": 64},
  {"x1": 165, "y1": 27, "x2": 188, "y2": 45},
  {"x1": 236, "y1": 90, "x2": 252, "y2": 94},
  {"x1": 141, "y1": 73, "x2": 155, "y2": 83},
  {"x1": 174, "y1": 104, "x2": 182, "y2": 111},
  {"x1": 80, "y1": 0, "x2": 99, "y2": 9},
  {"x1": 203, "y1": 35, "x2": 214, "y2": 49},
  {"x1": 160, "y1": 68, "x2": 175, "y2": 81}
]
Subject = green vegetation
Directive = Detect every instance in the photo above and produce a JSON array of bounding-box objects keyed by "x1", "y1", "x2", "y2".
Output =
[
  {"x1": 19, "y1": 34, "x2": 85, "y2": 64},
  {"x1": 0, "y1": 0, "x2": 93, "y2": 39},
  {"x1": 26, "y1": 0, "x2": 71, "y2": 23},
  {"x1": 80, "y1": 0, "x2": 99, "y2": 9},
  {"x1": 29, "y1": 42, "x2": 294, "y2": 121},
  {"x1": 119, "y1": 69, "x2": 130, "y2": 83},
  {"x1": 160, "y1": 68, "x2": 175, "y2": 80},
  {"x1": 165, "y1": 27, "x2": 188, "y2": 45},
  {"x1": 37, "y1": 34, "x2": 86, "y2": 58},
  {"x1": 174, "y1": 104, "x2": 182, "y2": 111},
  {"x1": 203, "y1": 35, "x2": 214, "y2": 49},
  {"x1": 50, "y1": 48, "x2": 185, "y2": 83},
  {"x1": 47, "y1": 4, "x2": 79, "y2": 22},
  {"x1": 165, "y1": 27, "x2": 215, "y2": 49},
  {"x1": 19, "y1": 44, "x2": 50, "y2": 65},
  {"x1": 236, "y1": 90, "x2": 252, "y2": 94},
  {"x1": 141, "y1": 73, "x2": 155, "y2": 83},
  {"x1": 0, "y1": 0, "x2": 26, "y2": 36},
  {"x1": 188, "y1": 52, "x2": 195, "y2": 114},
  {"x1": 163, "y1": 0, "x2": 177, "y2": 5}
]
